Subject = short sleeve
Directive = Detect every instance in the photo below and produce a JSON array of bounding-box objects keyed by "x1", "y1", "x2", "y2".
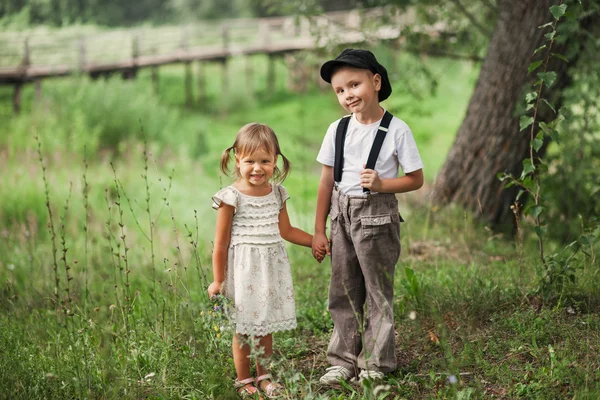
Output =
[
  {"x1": 212, "y1": 187, "x2": 238, "y2": 213},
  {"x1": 316, "y1": 120, "x2": 339, "y2": 166},
  {"x1": 395, "y1": 127, "x2": 424, "y2": 174},
  {"x1": 275, "y1": 184, "x2": 290, "y2": 210}
]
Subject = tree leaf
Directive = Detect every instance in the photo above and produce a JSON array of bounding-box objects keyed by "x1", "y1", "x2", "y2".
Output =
[
  {"x1": 533, "y1": 45, "x2": 547, "y2": 55},
  {"x1": 532, "y1": 138, "x2": 544, "y2": 152},
  {"x1": 521, "y1": 158, "x2": 535, "y2": 178},
  {"x1": 538, "y1": 22, "x2": 554, "y2": 29},
  {"x1": 516, "y1": 189, "x2": 525, "y2": 201},
  {"x1": 520, "y1": 115, "x2": 534, "y2": 131},
  {"x1": 528, "y1": 60, "x2": 543, "y2": 73},
  {"x1": 541, "y1": 99, "x2": 556, "y2": 113},
  {"x1": 530, "y1": 206, "x2": 544, "y2": 218},
  {"x1": 526, "y1": 92, "x2": 538, "y2": 103},
  {"x1": 544, "y1": 30, "x2": 556, "y2": 40},
  {"x1": 534, "y1": 225, "x2": 547, "y2": 239},
  {"x1": 549, "y1": 4, "x2": 567, "y2": 20},
  {"x1": 551, "y1": 52, "x2": 569, "y2": 63},
  {"x1": 538, "y1": 71, "x2": 557, "y2": 88}
]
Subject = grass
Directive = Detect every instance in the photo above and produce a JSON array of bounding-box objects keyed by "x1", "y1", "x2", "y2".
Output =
[{"x1": 0, "y1": 48, "x2": 599, "y2": 399}]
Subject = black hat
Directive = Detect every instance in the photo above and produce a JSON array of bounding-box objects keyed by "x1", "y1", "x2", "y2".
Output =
[{"x1": 320, "y1": 48, "x2": 392, "y2": 102}]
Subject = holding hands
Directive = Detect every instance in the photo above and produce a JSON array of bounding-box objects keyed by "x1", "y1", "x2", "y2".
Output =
[{"x1": 312, "y1": 232, "x2": 330, "y2": 263}]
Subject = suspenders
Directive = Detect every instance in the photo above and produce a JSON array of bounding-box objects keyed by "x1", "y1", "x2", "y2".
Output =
[{"x1": 334, "y1": 111, "x2": 393, "y2": 193}]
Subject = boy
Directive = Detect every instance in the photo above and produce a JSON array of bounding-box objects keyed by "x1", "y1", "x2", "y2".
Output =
[{"x1": 312, "y1": 49, "x2": 424, "y2": 384}]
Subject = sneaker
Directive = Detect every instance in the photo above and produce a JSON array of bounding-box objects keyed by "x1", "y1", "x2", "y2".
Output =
[
  {"x1": 319, "y1": 366, "x2": 354, "y2": 385},
  {"x1": 358, "y1": 369, "x2": 385, "y2": 383}
]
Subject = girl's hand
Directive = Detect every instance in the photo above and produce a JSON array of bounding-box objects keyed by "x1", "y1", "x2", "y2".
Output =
[
  {"x1": 208, "y1": 281, "x2": 223, "y2": 298},
  {"x1": 312, "y1": 233, "x2": 330, "y2": 263},
  {"x1": 360, "y1": 164, "x2": 382, "y2": 192}
]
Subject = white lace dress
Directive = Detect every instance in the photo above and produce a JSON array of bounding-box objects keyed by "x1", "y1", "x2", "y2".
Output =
[{"x1": 212, "y1": 184, "x2": 297, "y2": 336}]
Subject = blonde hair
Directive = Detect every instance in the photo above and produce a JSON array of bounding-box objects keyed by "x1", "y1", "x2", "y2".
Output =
[{"x1": 220, "y1": 123, "x2": 291, "y2": 183}]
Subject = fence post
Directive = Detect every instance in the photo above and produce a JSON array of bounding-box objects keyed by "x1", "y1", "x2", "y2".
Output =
[
  {"x1": 197, "y1": 62, "x2": 204, "y2": 106},
  {"x1": 13, "y1": 39, "x2": 30, "y2": 114},
  {"x1": 182, "y1": 27, "x2": 193, "y2": 107},
  {"x1": 221, "y1": 25, "x2": 229, "y2": 97},
  {"x1": 124, "y1": 35, "x2": 139, "y2": 79},
  {"x1": 78, "y1": 36, "x2": 87, "y2": 73}
]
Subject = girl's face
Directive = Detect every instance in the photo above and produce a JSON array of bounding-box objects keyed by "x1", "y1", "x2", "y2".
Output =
[{"x1": 235, "y1": 147, "x2": 277, "y2": 188}]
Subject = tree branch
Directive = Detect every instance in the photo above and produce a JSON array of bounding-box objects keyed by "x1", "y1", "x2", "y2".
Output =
[{"x1": 448, "y1": 0, "x2": 493, "y2": 37}]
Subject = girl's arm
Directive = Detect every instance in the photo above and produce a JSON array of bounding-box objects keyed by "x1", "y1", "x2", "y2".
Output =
[
  {"x1": 208, "y1": 203, "x2": 235, "y2": 297},
  {"x1": 279, "y1": 203, "x2": 313, "y2": 248},
  {"x1": 312, "y1": 165, "x2": 334, "y2": 259}
]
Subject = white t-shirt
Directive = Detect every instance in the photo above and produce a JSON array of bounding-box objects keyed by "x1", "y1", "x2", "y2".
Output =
[{"x1": 316, "y1": 113, "x2": 423, "y2": 195}]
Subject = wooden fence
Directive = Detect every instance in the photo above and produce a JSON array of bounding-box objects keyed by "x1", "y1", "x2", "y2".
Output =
[{"x1": 0, "y1": 8, "x2": 414, "y2": 113}]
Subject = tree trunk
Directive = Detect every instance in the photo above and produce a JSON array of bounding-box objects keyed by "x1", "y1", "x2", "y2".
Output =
[{"x1": 431, "y1": 0, "x2": 571, "y2": 231}]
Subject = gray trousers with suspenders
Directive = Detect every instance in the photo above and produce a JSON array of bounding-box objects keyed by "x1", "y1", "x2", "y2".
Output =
[{"x1": 327, "y1": 111, "x2": 401, "y2": 373}]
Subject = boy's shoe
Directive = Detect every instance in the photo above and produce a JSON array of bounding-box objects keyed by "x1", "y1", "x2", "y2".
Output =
[
  {"x1": 357, "y1": 369, "x2": 385, "y2": 383},
  {"x1": 319, "y1": 366, "x2": 354, "y2": 385}
]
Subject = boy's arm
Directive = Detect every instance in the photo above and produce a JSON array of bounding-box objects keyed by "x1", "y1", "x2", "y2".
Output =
[
  {"x1": 360, "y1": 167, "x2": 424, "y2": 194},
  {"x1": 279, "y1": 203, "x2": 313, "y2": 248},
  {"x1": 208, "y1": 204, "x2": 234, "y2": 297},
  {"x1": 313, "y1": 165, "x2": 334, "y2": 260}
]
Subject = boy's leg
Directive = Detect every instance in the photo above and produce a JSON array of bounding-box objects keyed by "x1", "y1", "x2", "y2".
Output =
[
  {"x1": 351, "y1": 195, "x2": 401, "y2": 373},
  {"x1": 326, "y1": 190, "x2": 366, "y2": 375}
]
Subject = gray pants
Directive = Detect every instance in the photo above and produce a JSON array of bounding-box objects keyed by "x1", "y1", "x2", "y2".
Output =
[{"x1": 327, "y1": 188, "x2": 401, "y2": 374}]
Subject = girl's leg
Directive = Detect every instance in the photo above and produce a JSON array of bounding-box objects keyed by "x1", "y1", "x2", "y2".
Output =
[
  {"x1": 233, "y1": 333, "x2": 252, "y2": 379},
  {"x1": 256, "y1": 334, "x2": 284, "y2": 394},
  {"x1": 233, "y1": 333, "x2": 258, "y2": 394},
  {"x1": 255, "y1": 333, "x2": 273, "y2": 378}
]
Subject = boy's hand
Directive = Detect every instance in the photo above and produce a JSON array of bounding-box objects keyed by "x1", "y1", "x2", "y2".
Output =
[
  {"x1": 312, "y1": 233, "x2": 331, "y2": 263},
  {"x1": 208, "y1": 281, "x2": 223, "y2": 298},
  {"x1": 361, "y1": 164, "x2": 382, "y2": 192}
]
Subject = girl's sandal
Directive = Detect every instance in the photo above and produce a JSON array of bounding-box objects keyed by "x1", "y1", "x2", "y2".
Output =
[
  {"x1": 234, "y1": 377, "x2": 262, "y2": 399},
  {"x1": 256, "y1": 374, "x2": 283, "y2": 399}
]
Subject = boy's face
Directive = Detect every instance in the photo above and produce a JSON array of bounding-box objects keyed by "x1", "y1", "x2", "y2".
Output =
[{"x1": 330, "y1": 66, "x2": 381, "y2": 115}]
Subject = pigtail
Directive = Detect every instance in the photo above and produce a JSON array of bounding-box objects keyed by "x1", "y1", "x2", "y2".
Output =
[
  {"x1": 275, "y1": 151, "x2": 291, "y2": 183},
  {"x1": 220, "y1": 145, "x2": 235, "y2": 176}
]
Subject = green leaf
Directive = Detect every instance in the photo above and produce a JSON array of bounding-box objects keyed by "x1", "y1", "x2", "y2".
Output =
[
  {"x1": 530, "y1": 205, "x2": 544, "y2": 218},
  {"x1": 497, "y1": 172, "x2": 511, "y2": 181},
  {"x1": 551, "y1": 52, "x2": 569, "y2": 63},
  {"x1": 521, "y1": 158, "x2": 535, "y2": 178},
  {"x1": 548, "y1": 128, "x2": 560, "y2": 143},
  {"x1": 534, "y1": 225, "x2": 547, "y2": 239},
  {"x1": 525, "y1": 92, "x2": 538, "y2": 103},
  {"x1": 550, "y1": 4, "x2": 567, "y2": 20},
  {"x1": 544, "y1": 31, "x2": 556, "y2": 40},
  {"x1": 528, "y1": 60, "x2": 543, "y2": 73},
  {"x1": 541, "y1": 99, "x2": 556, "y2": 113},
  {"x1": 538, "y1": 71, "x2": 557, "y2": 88},
  {"x1": 520, "y1": 115, "x2": 534, "y2": 131},
  {"x1": 532, "y1": 138, "x2": 544, "y2": 152},
  {"x1": 533, "y1": 45, "x2": 547, "y2": 55},
  {"x1": 516, "y1": 189, "x2": 525, "y2": 201},
  {"x1": 523, "y1": 158, "x2": 535, "y2": 174},
  {"x1": 538, "y1": 22, "x2": 553, "y2": 29}
]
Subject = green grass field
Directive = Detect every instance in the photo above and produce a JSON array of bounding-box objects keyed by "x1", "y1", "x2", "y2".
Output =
[{"x1": 0, "y1": 50, "x2": 598, "y2": 399}]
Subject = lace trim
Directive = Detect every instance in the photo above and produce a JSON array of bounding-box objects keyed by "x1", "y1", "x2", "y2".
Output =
[
  {"x1": 235, "y1": 209, "x2": 280, "y2": 218},
  {"x1": 234, "y1": 318, "x2": 297, "y2": 336},
  {"x1": 232, "y1": 221, "x2": 279, "y2": 229},
  {"x1": 239, "y1": 199, "x2": 279, "y2": 207},
  {"x1": 230, "y1": 238, "x2": 283, "y2": 246}
]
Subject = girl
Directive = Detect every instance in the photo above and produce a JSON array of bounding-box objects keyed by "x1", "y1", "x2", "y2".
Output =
[{"x1": 208, "y1": 123, "x2": 324, "y2": 398}]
